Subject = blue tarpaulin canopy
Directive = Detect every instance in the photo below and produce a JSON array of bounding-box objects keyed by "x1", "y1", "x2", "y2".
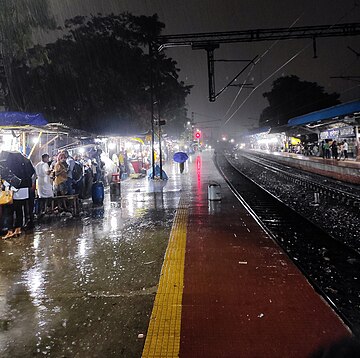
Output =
[
  {"x1": 0, "y1": 112, "x2": 48, "y2": 126},
  {"x1": 287, "y1": 100, "x2": 360, "y2": 127}
]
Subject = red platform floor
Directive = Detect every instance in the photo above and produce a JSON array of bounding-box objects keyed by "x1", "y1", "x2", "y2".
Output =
[{"x1": 143, "y1": 151, "x2": 351, "y2": 358}]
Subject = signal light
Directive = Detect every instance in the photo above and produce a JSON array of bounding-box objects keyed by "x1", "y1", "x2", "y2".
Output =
[{"x1": 195, "y1": 131, "x2": 201, "y2": 139}]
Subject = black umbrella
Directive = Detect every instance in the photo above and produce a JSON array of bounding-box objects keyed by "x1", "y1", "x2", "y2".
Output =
[{"x1": 0, "y1": 151, "x2": 35, "y2": 188}]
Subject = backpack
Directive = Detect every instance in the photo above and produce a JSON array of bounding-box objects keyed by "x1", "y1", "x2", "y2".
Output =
[{"x1": 72, "y1": 162, "x2": 83, "y2": 181}]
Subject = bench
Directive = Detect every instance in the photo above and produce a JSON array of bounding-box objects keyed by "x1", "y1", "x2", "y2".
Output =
[{"x1": 36, "y1": 194, "x2": 80, "y2": 217}]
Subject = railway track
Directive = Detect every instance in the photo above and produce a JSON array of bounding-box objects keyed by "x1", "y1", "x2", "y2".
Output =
[
  {"x1": 215, "y1": 152, "x2": 360, "y2": 337},
  {"x1": 235, "y1": 151, "x2": 360, "y2": 209}
]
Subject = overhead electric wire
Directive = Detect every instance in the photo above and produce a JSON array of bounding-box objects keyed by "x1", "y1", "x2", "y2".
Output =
[
  {"x1": 222, "y1": 13, "x2": 305, "y2": 120},
  {"x1": 222, "y1": 2, "x2": 360, "y2": 128},
  {"x1": 222, "y1": 46, "x2": 310, "y2": 127}
]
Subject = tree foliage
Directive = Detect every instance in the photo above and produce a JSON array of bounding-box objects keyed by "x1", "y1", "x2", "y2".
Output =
[
  {"x1": 259, "y1": 75, "x2": 340, "y2": 127},
  {"x1": 0, "y1": 0, "x2": 55, "y2": 108},
  {"x1": 0, "y1": 0, "x2": 55, "y2": 57},
  {"x1": 8, "y1": 13, "x2": 191, "y2": 135}
]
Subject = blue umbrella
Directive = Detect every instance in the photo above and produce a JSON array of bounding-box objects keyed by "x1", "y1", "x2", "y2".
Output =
[{"x1": 173, "y1": 152, "x2": 188, "y2": 163}]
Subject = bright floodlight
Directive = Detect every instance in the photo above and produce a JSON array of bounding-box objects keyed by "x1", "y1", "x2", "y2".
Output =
[{"x1": 108, "y1": 142, "x2": 116, "y2": 150}]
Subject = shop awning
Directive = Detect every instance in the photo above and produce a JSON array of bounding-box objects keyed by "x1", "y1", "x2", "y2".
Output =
[
  {"x1": 247, "y1": 126, "x2": 271, "y2": 136},
  {"x1": 287, "y1": 100, "x2": 360, "y2": 127},
  {"x1": 0, "y1": 112, "x2": 48, "y2": 126}
]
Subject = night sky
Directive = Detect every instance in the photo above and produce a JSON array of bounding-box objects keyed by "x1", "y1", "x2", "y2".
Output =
[{"x1": 42, "y1": 0, "x2": 360, "y2": 137}]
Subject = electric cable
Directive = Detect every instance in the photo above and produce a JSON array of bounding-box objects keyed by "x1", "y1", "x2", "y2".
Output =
[
  {"x1": 222, "y1": 13, "x2": 305, "y2": 120},
  {"x1": 222, "y1": 2, "x2": 360, "y2": 128}
]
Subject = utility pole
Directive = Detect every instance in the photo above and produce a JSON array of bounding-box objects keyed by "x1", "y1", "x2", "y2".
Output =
[
  {"x1": 158, "y1": 105, "x2": 163, "y2": 179},
  {"x1": 149, "y1": 42, "x2": 155, "y2": 180}
]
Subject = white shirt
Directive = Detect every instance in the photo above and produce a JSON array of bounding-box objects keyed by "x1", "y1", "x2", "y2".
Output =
[
  {"x1": 3, "y1": 180, "x2": 29, "y2": 200},
  {"x1": 35, "y1": 161, "x2": 54, "y2": 198},
  {"x1": 66, "y1": 157, "x2": 75, "y2": 179},
  {"x1": 343, "y1": 142, "x2": 348, "y2": 151},
  {"x1": 13, "y1": 187, "x2": 29, "y2": 200}
]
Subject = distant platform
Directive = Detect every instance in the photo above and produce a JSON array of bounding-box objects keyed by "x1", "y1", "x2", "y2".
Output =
[{"x1": 245, "y1": 149, "x2": 360, "y2": 184}]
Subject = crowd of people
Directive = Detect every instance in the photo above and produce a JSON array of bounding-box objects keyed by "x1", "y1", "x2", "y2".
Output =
[
  {"x1": 320, "y1": 139, "x2": 349, "y2": 160},
  {"x1": 0, "y1": 148, "x2": 106, "y2": 239},
  {"x1": 1, "y1": 145, "x2": 156, "y2": 239},
  {"x1": 36, "y1": 148, "x2": 105, "y2": 200},
  {"x1": 287, "y1": 139, "x2": 349, "y2": 160}
]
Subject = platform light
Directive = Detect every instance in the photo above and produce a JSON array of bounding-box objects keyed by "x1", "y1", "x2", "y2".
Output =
[{"x1": 258, "y1": 137, "x2": 278, "y2": 145}]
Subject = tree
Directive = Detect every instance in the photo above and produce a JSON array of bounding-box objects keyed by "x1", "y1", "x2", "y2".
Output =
[
  {"x1": 0, "y1": 0, "x2": 55, "y2": 109},
  {"x1": 9, "y1": 13, "x2": 191, "y2": 135},
  {"x1": 259, "y1": 75, "x2": 340, "y2": 127}
]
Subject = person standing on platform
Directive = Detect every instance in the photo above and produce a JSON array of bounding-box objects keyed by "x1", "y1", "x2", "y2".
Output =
[
  {"x1": 54, "y1": 153, "x2": 68, "y2": 196},
  {"x1": 64, "y1": 150, "x2": 75, "y2": 195},
  {"x1": 118, "y1": 150, "x2": 125, "y2": 178},
  {"x1": 35, "y1": 154, "x2": 53, "y2": 198},
  {"x1": 343, "y1": 139, "x2": 348, "y2": 160},
  {"x1": 324, "y1": 141, "x2": 331, "y2": 159},
  {"x1": 320, "y1": 141, "x2": 325, "y2": 158},
  {"x1": 338, "y1": 142, "x2": 344, "y2": 160},
  {"x1": 35, "y1": 154, "x2": 54, "y2": 213},
  {"x1": 330, "y1": 140, "x2": 338, "y2": 160},
  {"x1": 4, "y1": 183, "x2": 29, "y2": 238}
]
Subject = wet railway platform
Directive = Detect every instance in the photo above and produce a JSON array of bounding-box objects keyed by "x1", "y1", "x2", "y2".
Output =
[
  {"x1": 142, "y1": 151, "x2": 351, "y2": 357},
  {"x1": 0, "y1": 150, "x2": 353, "y2": 357},
  {"x1": 0, "y1": 165, "x2": 184, "y2": 357}
]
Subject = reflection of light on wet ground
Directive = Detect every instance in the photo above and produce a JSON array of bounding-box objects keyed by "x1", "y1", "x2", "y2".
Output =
[
  {"x1": 125, "y1": 192, "x2": 136, "y2": 216},
  {"x1": 0, "y1": 155, "x2": 189, "y2": 357},
  {"x1": 196, "y1": 155, "x2": 202, "y2": 191},
  {"x1": 77, "y1": 236, "x2": 87, "y2": 258},
  {"x1": 25, "y1": 267, "x2": 45, "y2": 306},
  {"x1": 147, "y1": 179, "x2": 167, "y2": 193},
  {"x1": 33, "y1": 234, "x2": 40, "y2": 250},
  {"x1": 110, "y1": 215, "x2": 118, "y2": 231}
]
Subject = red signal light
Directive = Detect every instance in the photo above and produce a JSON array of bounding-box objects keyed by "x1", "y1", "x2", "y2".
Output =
[{"x1": 195, "y1": 131, "x2": 201, "y2": 139}]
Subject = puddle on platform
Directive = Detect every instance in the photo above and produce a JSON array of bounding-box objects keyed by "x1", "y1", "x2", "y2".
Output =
[{"x1": 0, "y1": 188, "x2": 178, "y2": 357}]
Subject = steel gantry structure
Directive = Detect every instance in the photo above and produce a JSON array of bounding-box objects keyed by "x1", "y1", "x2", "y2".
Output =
[
  {"x1": 149, "y1": 22, "x2": 360, "y2": 179},
  {"x1": 156, "y1": 22, "x2": 360, "y2": 102}
]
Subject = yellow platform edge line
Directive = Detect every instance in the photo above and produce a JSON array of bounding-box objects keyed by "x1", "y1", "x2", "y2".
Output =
[{"x1": 142, "y1": 197, "x2": 188, "y2": 358}]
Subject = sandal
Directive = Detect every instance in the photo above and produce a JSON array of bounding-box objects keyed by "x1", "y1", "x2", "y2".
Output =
[
  {"x1": 2, "y1": 231, "x2": 15, "y2": 239},
  {"x1": 13, "y1": 228, "x2": 22, "y2": 237}
]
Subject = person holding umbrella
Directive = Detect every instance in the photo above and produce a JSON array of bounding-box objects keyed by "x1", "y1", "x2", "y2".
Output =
[
  {"x1": 173, "y1": 152, "x2": 189, "y2": 173},
  {"x1": 0, "y1": 151, "x2": 35, "y2": 238}
]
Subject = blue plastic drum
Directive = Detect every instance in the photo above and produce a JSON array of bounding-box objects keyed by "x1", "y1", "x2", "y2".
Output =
[{"x1": 92, "y1": 181, "x2": 104, "y2": 205}]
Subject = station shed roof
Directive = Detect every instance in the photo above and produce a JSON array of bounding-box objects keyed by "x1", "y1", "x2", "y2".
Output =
[
  {"x1": 246, "y1": 126, "x2": 271, "y2": 136},
  {"x1": 0, "y1": 111, "x2": 48, "y2": 126},
  {"x1": 287, "y1": 100, "x2": 360, "y2": 127}
]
